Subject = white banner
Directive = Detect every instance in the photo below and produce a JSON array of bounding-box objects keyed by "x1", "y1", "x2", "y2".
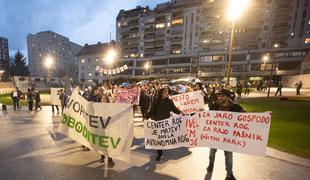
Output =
[
  {"x1": 58, "y1": 89, "x2": 134, "y2": 162},
  {"x1": 171, "y1": 91, "x2": 205, "y2": 114},
  {"x1": 144, "y1": 111, "x2": 271, "y2": 156},
  {"x1": 51, "y1": 88, "x2": 63, "y2": 105}
]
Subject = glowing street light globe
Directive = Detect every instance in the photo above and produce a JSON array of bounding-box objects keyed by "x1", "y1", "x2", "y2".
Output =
[
  {"x1": 227, "y1": 0, "x2": 250, "y2": 21},
  {"x1": 106, "y1": 49, "x2": 116, "y2": 64},
  {"x1": 144, "y1": 62, "x2": 150, "y2": 70},
  {"x1": 44, "y1": 56, "x2": 54, "y2": 69}
]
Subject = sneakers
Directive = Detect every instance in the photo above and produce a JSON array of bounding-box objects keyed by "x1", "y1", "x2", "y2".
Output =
[
  {"x1": 206, "y1": 164, "x2": 214, "y2": 172},
  {"x1": 225, "y1": 174, "x2": 236, "y2": 180},
  {"x1": 155, "y1": 155, "x2": 163, "y2": 161}
]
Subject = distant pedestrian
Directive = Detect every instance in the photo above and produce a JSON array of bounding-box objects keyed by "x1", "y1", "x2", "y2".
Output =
[
  {"x1": 236, "y1": 82, "x2": 243, "y2": 98},
  {"x1": 147, "y1": 88, "x2": 184, "y2": 161},
  {"x1": 11, "y1": 87, "x2": 22, "y2": 111},
  {"x1": 59, "y1": 89, "x2": 68, "y2": 115},
  {"x1": 296, "y1": 81, "x2": 303, "y2": 95},
  {"x1": 139, "y1": 89, "x2": 151, "y2": 120},
  {"x1": 244, "y1": 82, "x2": 250, "y2": 95},
  {"x1": 275, "y1": 81, "x2": 283, "y2": 96},
  {"x1": 34, "y1": 89, "x2": 42, "y2": 111},
  {"x1": 27, "y1": 88, "x2": 34, "y2": 112},
  {"x1": 207, "y1": 89, "x2": 245, "y2": 180}
]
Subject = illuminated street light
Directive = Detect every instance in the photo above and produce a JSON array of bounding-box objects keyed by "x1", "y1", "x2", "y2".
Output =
[
  {"x1": 144, "y1": 62, "x2": 150, "y2": 70},
  {"x1": 227, "y1": 0, "x2": 250, "y2": 21},
  {"x1": 225, "y1": 0, "x2": 250, "y2": 88},
  {"x1": 106, "y1": 48, "x2": 116, "y2": 64},
  {"x1": 274, "y1": 43, "x2": 279, "y2": 48},
  {"x1": 263, "y1": 55, "x2": 269, "y2": 63},
  {"x1": 44, "y1": 56, "x2": 54, "y2": 69}
]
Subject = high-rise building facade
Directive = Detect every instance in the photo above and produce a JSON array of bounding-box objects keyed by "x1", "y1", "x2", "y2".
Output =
[
  {"x1": 0, "y1": 36, "x2": 10, "y2": 80},
  {"x1": 27, "y1": 31, "x2": 82, "y2": 79},
  {"x1": 114, "y1": 0, "x2": 310, "y2": 80}
]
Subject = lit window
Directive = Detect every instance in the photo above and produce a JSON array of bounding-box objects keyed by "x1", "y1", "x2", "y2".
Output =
[
  {"x1": 81, "y1": 59, "x2": 85, "y2": 63},
  {"x1": 305, "y1": 38, "x2": 310, "y2": 44},
  {"x1": 309, "y1": 20, "x2": 310, "y2": 25},
  {"x1": 118, "y1": 22, "x2": 121, "y2": 27},
  {"x1": 140, "y1": 53, "x2": 144, "y2": 57},
  {"x1": 88, "y1": 73, "x2": 92, "y2": 77},
  {"x1": 156, "y1": 23, "x2": 165, "y2": 29},
  {"x1": 173, "y1": 50, "x2": 181, "y2": 54},
  {"x1": 172, "y1": 19, "x2": 183, "y2": 25},
  {"x1": 167, "y1": 22, "x2": 171, "y2": 27}
]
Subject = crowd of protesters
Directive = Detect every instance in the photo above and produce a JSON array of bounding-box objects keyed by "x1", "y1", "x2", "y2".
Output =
[{"x1": 10, "y1": 87, "x2": 42, "y2": 112}]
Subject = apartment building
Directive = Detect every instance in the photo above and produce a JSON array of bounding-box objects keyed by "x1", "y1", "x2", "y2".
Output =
[
  {"x1": 114, "y1": 0, "x2": 310, "y2": 81},
  {"x1": 0, "y1": 36, "x2": 10, "y2": 81},
  {"x1": 27, "y1": 31, "x2": 82, "y2": 80}
]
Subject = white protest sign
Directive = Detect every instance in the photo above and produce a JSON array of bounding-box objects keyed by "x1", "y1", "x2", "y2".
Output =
[
  {"x1": 58, "y1": 89, "x2": 134, "y2": 162},
  {"x1": 171, "y1": 91, "x2": 205, "y2": 114},
  {"x1": 144, "y1": 111, "x2": 271, "y2": 156},
  {"x1": 51, "y1": 88, "x2": 63, "y2": 105}
]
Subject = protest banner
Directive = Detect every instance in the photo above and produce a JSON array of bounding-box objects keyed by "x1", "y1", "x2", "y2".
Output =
[
  {"x1": 50, "y1": 88, "x2": 63, "y2": 105},
  {"x1": 171, "y1": 91, "x2": 205, "y2": 114},
  {"x1": 114, "y1": 88, "x2": 140, "y2": 105},
  {"x1": 58, "y1": 89, "x2": 134, "y2": 162},
  {"x1": 144, "y1": 111, "x2": 271, "y2": 156}
]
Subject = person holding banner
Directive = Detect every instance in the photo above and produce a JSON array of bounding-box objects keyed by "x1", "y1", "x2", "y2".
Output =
[
  {"x1": 207, "y1": 89, "x2": 244, "y2": 180},
  {"x1": 147, "y1": 88, "x2": 185, "y2": 161},
  {"x1": 99, "y1": 92, "x2": 115, "y2": 167}
]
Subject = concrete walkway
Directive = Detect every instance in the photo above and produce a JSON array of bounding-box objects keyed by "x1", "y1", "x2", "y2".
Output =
[{"x1": 0, "y1": 106, "x2": 309, "y2": 180}]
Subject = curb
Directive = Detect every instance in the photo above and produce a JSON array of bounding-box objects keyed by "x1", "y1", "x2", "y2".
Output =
[{"x1": 266, "y1": 147, "x2": 310, "y2": 167}]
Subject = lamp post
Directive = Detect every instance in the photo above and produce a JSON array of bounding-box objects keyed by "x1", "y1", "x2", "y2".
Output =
[
  {"x1": 225, "y1": 0, "x2": 250, "y2": 88},
  {"x1": 44, "y1": 56, "x2": 54, "y2": 86},
  {"x1": 105, "y1": 48, "x2": 116, "y2": 85},
  {"x1": 266, "y1": 43, "x2": 279, "y2": 97},
  {"x1": 144, "y1": 61, "x2": 150, "y2": 77}
]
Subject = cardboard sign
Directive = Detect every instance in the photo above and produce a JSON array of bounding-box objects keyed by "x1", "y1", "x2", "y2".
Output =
[
  {"x1": 144, "y1": 111, "x2": 271, "y2": 156},
  {"x1": 58, "y1": 89, "x2": 134, "y2": 162},
  {"x1": 171, "y1": 91, "x2": 205, "y2": 114},
  {"x1": 50, "y1": 88, "x2": 64, "y2": 105},
  {"x1": 114, "y1": 88, "x2": 140, "y2": 105}
]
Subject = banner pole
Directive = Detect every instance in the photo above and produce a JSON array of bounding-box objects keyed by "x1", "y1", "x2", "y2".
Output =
[{"x1": 104, "y1": 156, "x2": 108, "y2": 178}]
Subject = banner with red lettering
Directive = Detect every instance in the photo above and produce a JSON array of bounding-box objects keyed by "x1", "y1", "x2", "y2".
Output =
[
  {"x1": 144, "y1": 111, "x2": 271, "y2": 156},
  {"x1": 171, "y1": 91, "x2": 205, "y2": 114},
  {"x1": 114, "y1": 88, "x2": 140, "y2": 105}
]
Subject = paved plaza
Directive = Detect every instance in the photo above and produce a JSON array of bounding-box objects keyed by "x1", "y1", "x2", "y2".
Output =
[{"x1": 0, "y1": 100, "x2": 310, "y2": 180}]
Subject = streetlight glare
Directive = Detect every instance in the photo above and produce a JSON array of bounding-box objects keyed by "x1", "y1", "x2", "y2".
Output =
[
  {"x1": 263, "y1": 55, "x2": 269, "y2": 62},
  {"x1": 227, "y1": 0, "x2": 250, "y2": 21},
  {"x1": 106, "y1": 48, "x2": 116, "y2": 64},
  {"x1": 144, "y1": 62, "x2": 150, "y2": 70},
  {"x1": 44, "y1": 56, "x2": 53, "y2": 69}
]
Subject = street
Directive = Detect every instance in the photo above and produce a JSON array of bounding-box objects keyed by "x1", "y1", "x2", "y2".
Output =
[{"x1": 0, "y1": 105, "x2": 310, "y2": 180}]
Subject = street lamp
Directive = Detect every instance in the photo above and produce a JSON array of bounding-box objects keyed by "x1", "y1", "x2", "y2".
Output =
[
  {"x1": 105, "y1": 48, "x2": 117, "y2": 84},
  {"x1": 225, "y1": 0, "x2": 250, "y2": 88},
  {"x1": 266, "y1": 44, "x2": 279, "y2": 97},
  {"x1": 144, "y1": 61, "x2": 150, "y2": 76},
  {"x1": 44, "y1": 56, "x2": 54, "y2": 86},
  {"x1": 262, "y1": 54, "x2": 269, "y2": 70}
]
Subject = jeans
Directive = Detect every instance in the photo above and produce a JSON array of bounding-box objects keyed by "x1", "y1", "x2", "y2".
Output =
[
  {"x1": 13, "y1": 100, "x2": 20, "y2": 110},
  {"x1": 208, "y1": 148, "x2": 233, "y2": 175},
  {"x1": 52, "y1": 105, "x2": 59, "y2": 113}
]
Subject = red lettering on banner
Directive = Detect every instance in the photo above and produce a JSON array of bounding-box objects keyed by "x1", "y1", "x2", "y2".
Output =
[
  {"x1": 213, "y1": 112, "x2": 233, "y2": 120},
  {"x1": 190, "y1": 138, "x2": 197, "y2": 146},
  {"x1": 233, "y1": 130, "x2": 263, "y2": 141},
  {"x1": 200, "y1": 134, "x2": 220, "y2": 142},
  {"x1": 223, "y1": 138, "x2": 246, "y2": 148},
  {"x1": 188, "y1": 129, "x2": 196, "y2": 138},
  {"x1": 233, "y1": 123, "x2": 249, "y2": 130},
  {"x1": 186, "y1": 118, "x2": 199, "y2": 128},
  {"x1": 237, "y1": 114, "x2": 270, "y2": 124},
  {"x1": 213, "y1": 127, "x2": 228, "y2": 135}
]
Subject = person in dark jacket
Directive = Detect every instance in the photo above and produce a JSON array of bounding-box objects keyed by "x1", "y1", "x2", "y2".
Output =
[
  {"x1": 206, "y1": 89, "x2": 245, "y2": 180},
  {"x1": 208, "y1": 87, "x2": 218, "y2": 108},
  {"x1": 236, "y1": 82, "x2": 243, "y2": 98},
  {"x1": 27, "y1": 88, "x2": 34, "y2": 112},
  {"x1": 139, "y1": 89, "x2": 151, "y2": 120},
  {"x1": 34, "y1": 89, "x2": 42, "y2": 111},
  {"x1": 275, "y1": 81, "x2": 283, "y2": 96},
  {"x1": 147, "y1": 88, "x2": 184, "y2": 161},
  {"x1": 11, "y1": 87, "x2": 22, "y2": 111}
]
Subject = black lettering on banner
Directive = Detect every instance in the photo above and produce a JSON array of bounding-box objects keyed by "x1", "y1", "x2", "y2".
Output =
[
  {"x1": 89, "y1": 115, "x2": 98, "y2": 128},
  {"x1": 152, "y1": 130, "x2": 157, "y2": 135},
  {"x1": 73, "y1": 102, "x2": 80, "y2": 113}
]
